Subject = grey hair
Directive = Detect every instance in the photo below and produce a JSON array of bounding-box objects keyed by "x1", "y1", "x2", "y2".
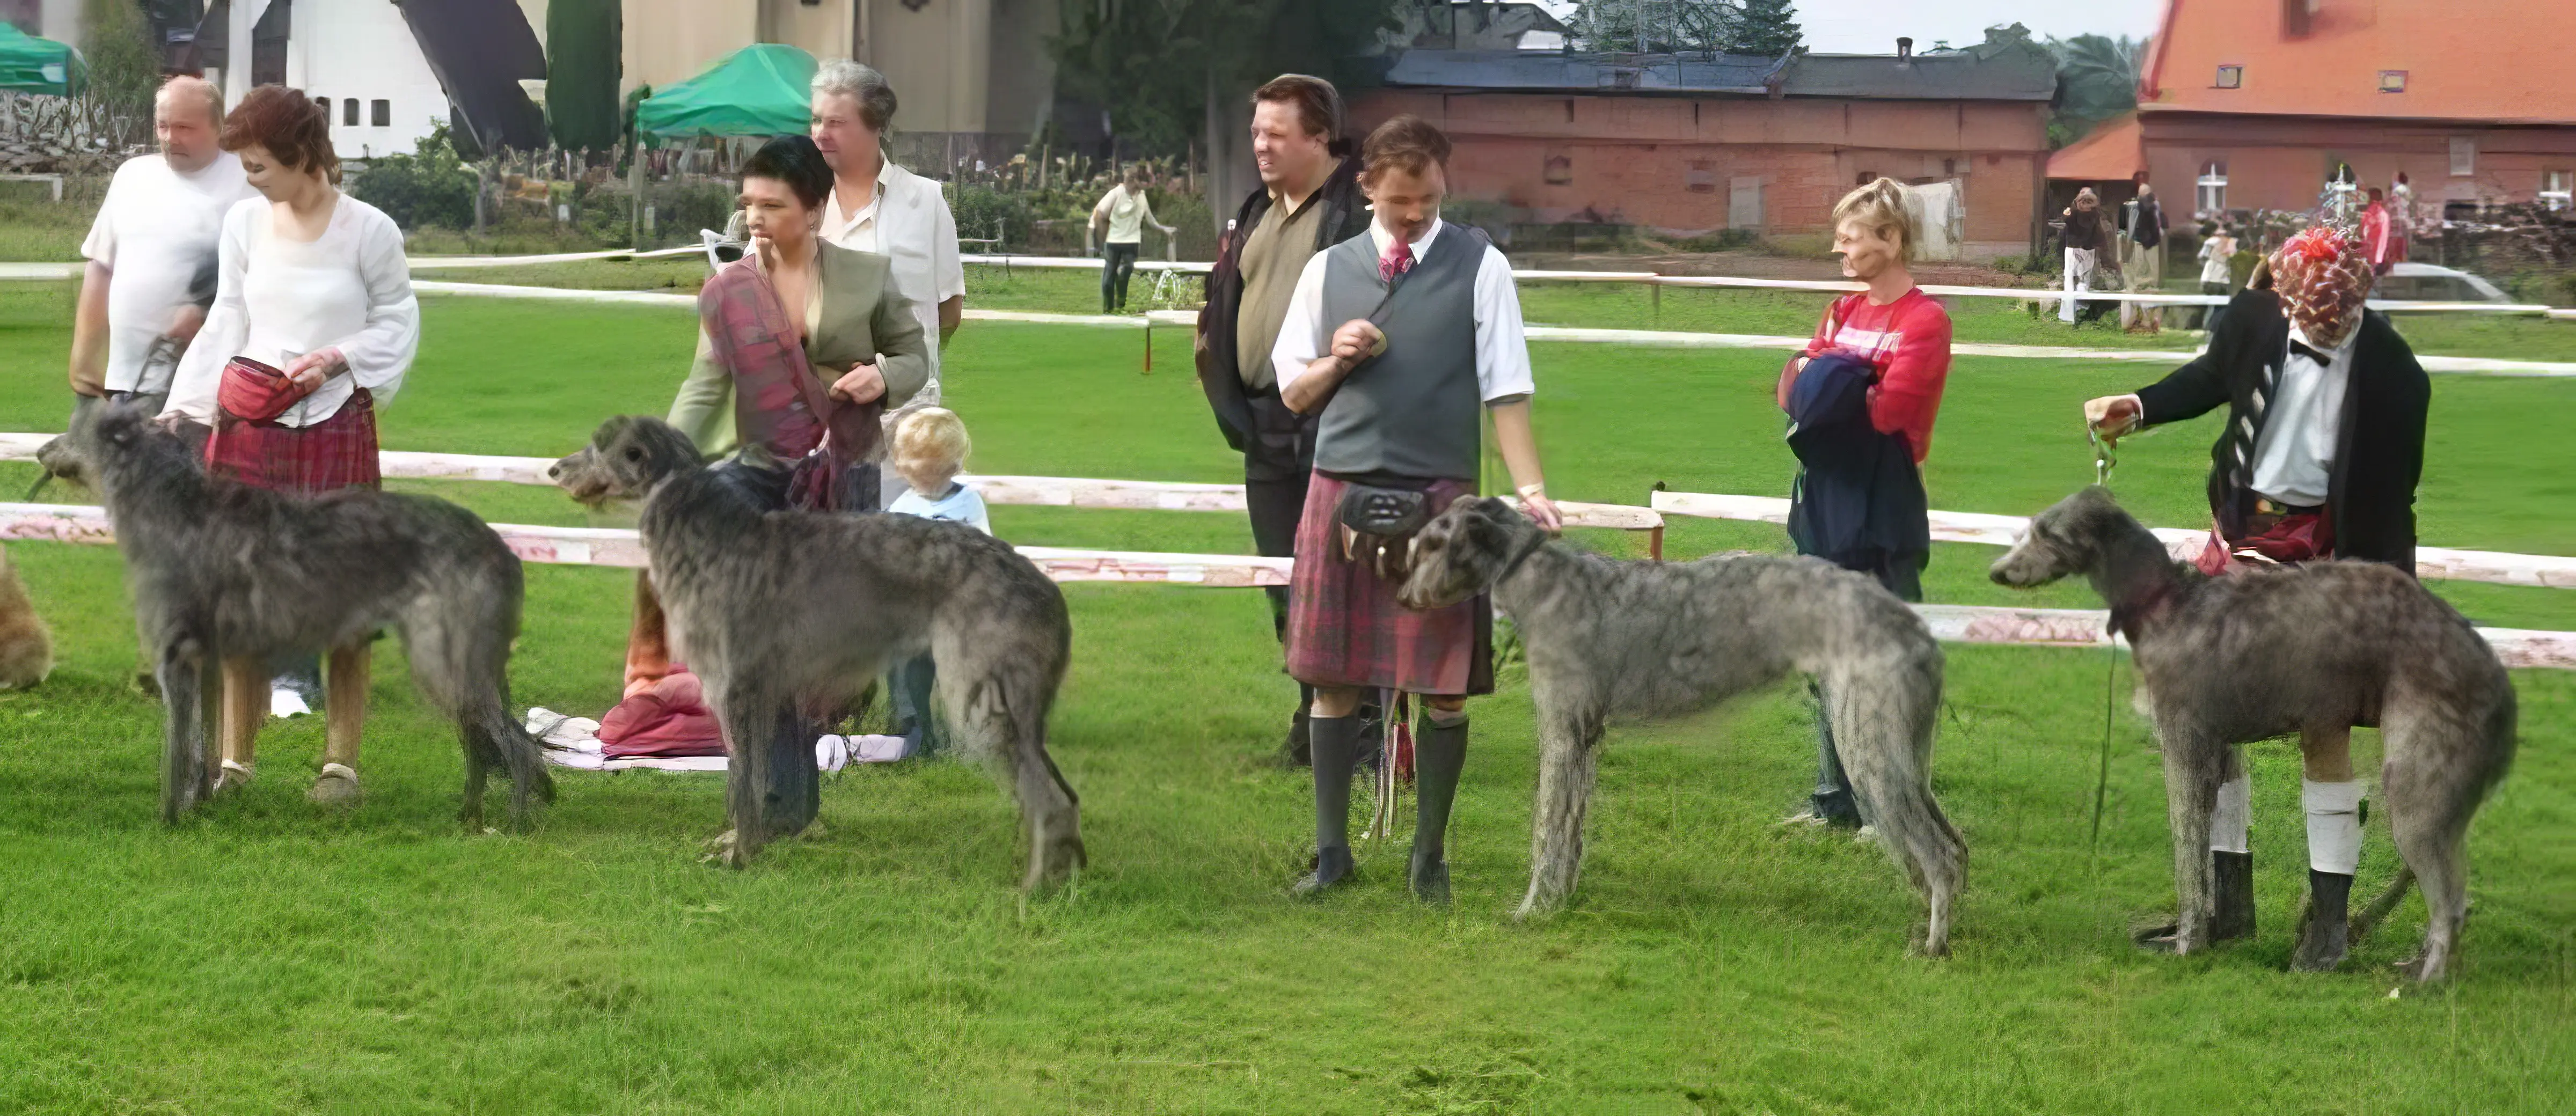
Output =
[{"x1": 811, "y1": 60, "x2": 898, "y2": 131}]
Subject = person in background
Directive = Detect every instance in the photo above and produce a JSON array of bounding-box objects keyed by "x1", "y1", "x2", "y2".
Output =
[
  {"x1": 2361, "y1": 187, "x2": 2400, "y2": 276},
  {"x1": 2119, "y1": 174, "x2": 2167, "y2": 333},
  {"x1": 2083, "y1": 224, "x2": 2429, "y2": 964},
  {"x1": 2388, "y1": 173, "x2": 2416, "y2": 263},
  {"x1": 2058, "y1": 187, "x2": 2107, "y2": 325},
  {"x1": 2192, "y1": 221, "x2": 2238, "y2": 334},
  {"x1": 809, "y1": 60, "x2": 965, "y2": 504},
  {"x1": 160, "y1": 85, "x2": 421, "y2": 806},
  {"x1": 1272, "y1": 115, "x2": 1562, "y2": 903},
  {"x1": 71, "y1": 76, "x2": 254, "y2": 420},
  {"x1": 1195, "y1": 74, "x2": 1376, "y2": 766},
  {"x1": 1773, "y1": 178, "x2": 1951, "y2": 831},
  {"x1": 878, "y1": 406, "x2": 991, "y2": 760},
  {"x1": 1090, "y1": 164, "x2": 1176, "y2": 313}
]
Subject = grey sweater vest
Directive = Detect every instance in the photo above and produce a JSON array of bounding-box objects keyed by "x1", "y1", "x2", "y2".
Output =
[{"x1": 1312, "y1": 227, "x2": 1483, "y2": 481}]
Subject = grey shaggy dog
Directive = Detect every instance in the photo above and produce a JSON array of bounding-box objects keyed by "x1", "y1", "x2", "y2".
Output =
[
  {"x1": 1990, "y1": 487, "x2": 2515, "y2": 982},
  {"x1": 1397, "y1": 497, "x2": 1966, "y2": 955},
  {"x1": 551, "y1": 416, "x2": 1083, "y2": 887},
  {"x1": 67, "y1": 402, "x2": 554, "y2": 827}
]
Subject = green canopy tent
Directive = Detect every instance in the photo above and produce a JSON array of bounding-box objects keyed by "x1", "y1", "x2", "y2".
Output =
[
  {"x1": 0, "y1": 24, "x2": 84, "y2": 97},
  {"x1": 634, "y1": 43, "x2": 815, "y2": 140}
]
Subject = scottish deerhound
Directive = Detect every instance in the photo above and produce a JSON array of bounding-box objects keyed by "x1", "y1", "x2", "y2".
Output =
[
  {"x1": 550, "y1": 416, "x2": 1083, "y2": 886},
  {"x1": 1990, "y1": 487, "x2": 2515, "y2": 982},
  {"x1": 1396, "y1": 497, "x2": 1966, "y2": 955},
  {"x1": 66, "y1": 403, "x2": 555, "y2": 827}
]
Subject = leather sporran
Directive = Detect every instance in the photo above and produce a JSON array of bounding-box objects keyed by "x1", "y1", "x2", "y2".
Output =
[{"x1": 1335, "y1": 482, "x2": 1431, "y2": 578}]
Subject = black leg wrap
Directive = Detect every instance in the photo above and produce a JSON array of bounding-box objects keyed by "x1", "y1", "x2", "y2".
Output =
[
  {"x1": 1293, "y1": 714, "x2": 1359, "y2": 897},
  {"x1": 1409, "y1": 717, "x2": 1468, "y2": 905},
  {"x1": 2212, "y1": 850, "x2": 2257, "y2": 942},
  {"x1": 2293, "y1": 869, "x2": 2354, "y2": 972}
]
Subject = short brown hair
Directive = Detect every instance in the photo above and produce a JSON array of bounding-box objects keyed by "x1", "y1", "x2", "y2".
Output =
[
  {"x1": 221, "y1": 85, "x2": 338, "y2": 183},
  {"x1": 1359, "y1": 115, "x2": 1450, "y2": 182},
  {"x1": 1251, "y1": 74, "x2": 1343, "y2": 141}
]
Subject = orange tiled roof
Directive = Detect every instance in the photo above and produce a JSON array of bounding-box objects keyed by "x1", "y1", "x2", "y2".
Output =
[
  {"x1": 2139, "y1": 0, "x2": 2576, "y2": 125},
  {"x1": 2045, "y1": 113, "x2": 2144, "y2": 181}
]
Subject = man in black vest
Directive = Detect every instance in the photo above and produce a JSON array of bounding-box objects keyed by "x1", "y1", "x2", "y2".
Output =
[
  {"x1": 2084, "y1": 223, "x2": 2429, "y2": 967},
  {"x1": 1196, "y1": 75, "x2": 1375, "y2": 764}
]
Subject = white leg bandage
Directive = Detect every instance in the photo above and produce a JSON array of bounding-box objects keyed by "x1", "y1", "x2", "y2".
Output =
[
  {"x1": 2209, "y1": 774, "x2": 2251, "y2": 855},
  {"x1": 2302, "y1": 779, "x2": 2364, "y2": 876}
]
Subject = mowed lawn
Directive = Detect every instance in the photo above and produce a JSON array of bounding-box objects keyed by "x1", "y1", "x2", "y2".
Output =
[{"x1": 1, "y1": 288, "x2": 2572, "y2": 1113}]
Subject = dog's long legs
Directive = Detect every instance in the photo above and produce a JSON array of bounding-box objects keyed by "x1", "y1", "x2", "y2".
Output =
[
  {"x1": 2158, "y1": 728, "x2": 2227, "y2": 955},
  {"x1": 1516, "y1": 682, "x2": 1603, "y2": 921},
  {"x1": 1825, "y1": 658, "x2": 1966, "y2": 957},
  {"x1": 155, "y1": 635, "x2": 213, "y2": 823},
  {"x1": 715, "y1": 675, "x2": 806, "y2": 864},
  {"x1": 2381, "y1": 704, "x2": 2496, "y2": 983},
  {"x1": 957, "y1": 665, "x2": 1081, "y2": 892}
]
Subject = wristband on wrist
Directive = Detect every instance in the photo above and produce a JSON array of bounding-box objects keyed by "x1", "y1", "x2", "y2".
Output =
[{"x1": 1516, "y1": 482, "x2": 1547, "y2": 500}]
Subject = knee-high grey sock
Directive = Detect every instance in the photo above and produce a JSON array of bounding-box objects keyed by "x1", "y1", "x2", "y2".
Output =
[
  {"x1": 1412, "y1": 716, "x2": 1468, "y2": 870},
  {"x1": 1309, "y1": 714, "x2": 1358, "y2": 855}
]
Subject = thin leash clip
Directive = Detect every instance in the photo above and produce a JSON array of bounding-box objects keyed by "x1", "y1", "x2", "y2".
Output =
[{"x1": 2085, "y1": 420, "x2": 2117, "y2": 488}]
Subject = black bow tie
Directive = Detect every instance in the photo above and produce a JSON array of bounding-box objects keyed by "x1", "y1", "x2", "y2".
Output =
[{"x1": 2289, "y1": 339, "x2": 2332, "y2": 364}]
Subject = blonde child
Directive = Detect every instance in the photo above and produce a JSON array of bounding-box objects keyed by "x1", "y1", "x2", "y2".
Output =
[{"x1": 880, "y1": 408, "x2": 988, "y2": 758}]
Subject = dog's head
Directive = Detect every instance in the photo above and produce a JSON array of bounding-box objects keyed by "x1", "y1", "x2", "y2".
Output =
[
  {"x1": 1396, "y1": 496, "x2": 1542, "y2": 611},
  {"x1": 550, "y1": 416, "x2": 702, "y2": 508},
  {"x1": 1989, "y1": 486, "x2": 2133, "y2": 589},
  {"x1": 47, "y1": 399, "x2": 190, "y2": 496}
]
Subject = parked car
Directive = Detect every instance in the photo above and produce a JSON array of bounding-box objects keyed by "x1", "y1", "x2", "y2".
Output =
[{"x1": 2374, "y1": 262, "x2": 2510, "y2": 304}]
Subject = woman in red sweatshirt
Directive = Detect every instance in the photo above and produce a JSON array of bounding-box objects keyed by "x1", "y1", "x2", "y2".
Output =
[{"x1": 1776, "y1": 177, "x2": 1951, "y2": 828}]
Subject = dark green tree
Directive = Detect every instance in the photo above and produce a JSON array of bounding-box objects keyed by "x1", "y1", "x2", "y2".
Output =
[
  {"x1": 79, "y1": 0, "x2": 160, "y2": 148},
  {"x1": 2047, "y1": 34, "x2": 2144, "y2": 146},
  {"x1": 546, "y1": 0, "x2": 623, "y2": 152},
  {"x1": 1727, "y1": 0, "x2": 1800, "y2": 57},
  {"x1": 1049, "y1": 0, "x2": 1399, "y2": 157}
]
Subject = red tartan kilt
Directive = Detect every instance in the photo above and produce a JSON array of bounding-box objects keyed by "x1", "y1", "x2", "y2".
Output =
[
  {"x1": 204, "y1": 388, "x2": 383, "y2": 495},
  {"x1": 1285, "y1": 472, "x2": 1492, "y2": 696}
]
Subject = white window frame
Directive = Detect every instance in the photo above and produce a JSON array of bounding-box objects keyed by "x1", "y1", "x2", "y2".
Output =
[
  {"x1": 2450, "y1": 137, "x2": 2476, "y2": 178},
  {"x1": 2545, "y1": 170, "x2": 2573, "y2": 212},
  {"x1": 2197, "y1": 160, "x2": 2228, "y2": 215}
]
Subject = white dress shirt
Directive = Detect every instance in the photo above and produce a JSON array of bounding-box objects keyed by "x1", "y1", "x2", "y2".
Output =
[
  {"x1": 164, "y1": 195, "x2": 421, "y2": 428},
  {"x1": 1271, "y1": 218, "x2": 1535, "y2": 404},
  {"x1": 820, "y1": 159, "x2": 964, "y2": 402},
  {"x1": 81, "y1": 152, "x2": 258, "y2": 394},
  {"x1": 2247, "y1": 323, "x2": 2357, "y2": 508}
]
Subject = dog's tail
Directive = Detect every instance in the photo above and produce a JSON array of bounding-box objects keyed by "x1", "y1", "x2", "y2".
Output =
[{"x1": 1823, "y1": 634, "x2": 1967, "y2": 953}]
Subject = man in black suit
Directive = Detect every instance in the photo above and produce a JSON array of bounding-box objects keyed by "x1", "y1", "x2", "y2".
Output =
[
  {"x1": 2083, "y1": 223, "x2": 2429, "y2": 968},
  {"x1": 1196, "y1": 74, "x2": 1376, "y2": 763}
]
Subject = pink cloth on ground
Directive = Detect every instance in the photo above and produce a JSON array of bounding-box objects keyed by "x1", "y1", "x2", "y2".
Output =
[{"x1": 597, "y1": 664, "x2": 727, "y2": 758}]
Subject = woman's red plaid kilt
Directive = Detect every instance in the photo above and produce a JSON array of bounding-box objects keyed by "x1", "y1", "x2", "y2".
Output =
[
  {"x1": 203, "y1": 388, "x2": 383, "y2": 495},
  {"x1": 1285, "y1": 472, "x2": 1494, "y2": 696}
]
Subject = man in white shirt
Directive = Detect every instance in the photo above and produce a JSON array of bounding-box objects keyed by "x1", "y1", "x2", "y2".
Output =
[
  {"x1": 68, "y1": 77, "x2": 253, "y2": 413},
  {"x1": 1088, "y1": 164, "x2": 1174, "y2": 313},
  {"x1": 808, "y1": 60, "x2": 964, "y2": 397},
  {"x1": 2082, "y1": 224, "x2": 2429, "y2": 971}
]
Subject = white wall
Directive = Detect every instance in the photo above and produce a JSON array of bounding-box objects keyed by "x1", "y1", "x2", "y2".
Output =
[{"x1": 289, "y1": 1, "x2": 451, "y2": 159}]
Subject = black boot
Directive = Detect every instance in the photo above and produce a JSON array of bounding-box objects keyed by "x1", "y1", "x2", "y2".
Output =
[
  {"x1": 2135, "y1": 850, "x2": 2258, "y2": 950},
  {"x1": 2293, "y1": 868, "x2": 2354, "y2": 971},
  {"x1": 1292, "y1": 714, "x2": 1360, "y2": 897},
  {"x1": 2211, "y1": 850, "x2": 2257, "y2": 943},
  {"x1": 1281, "y1": 702, "x2": 1313, "y2": 768},
  {"x1": 1409, "y1": 717, "x2": 1468, "y2": 905}
]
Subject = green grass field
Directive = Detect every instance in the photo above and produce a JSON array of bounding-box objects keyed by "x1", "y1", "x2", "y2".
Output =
[{"x1": 1, "y1": 288, "x2": 2571, "y2": 1112}]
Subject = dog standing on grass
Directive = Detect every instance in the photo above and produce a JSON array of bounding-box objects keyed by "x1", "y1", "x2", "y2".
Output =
[
  {"x1": 1990, "y1": 487, "x2": 2514, "y2": 982},
  {"x1": 551, "y1": 415, "x2": 1084, "y2": 886},
  {"x1": 1397, "y1": 497, "x2": 1966, "y2": 955},
  {"x1": 0, "y1": 542, "x2": 53, "y2": 690},
  {"x1": 65, "y1": 403, "x2": 555, "y2": 827}
]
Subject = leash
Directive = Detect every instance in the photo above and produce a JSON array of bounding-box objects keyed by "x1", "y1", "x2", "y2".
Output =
[
  {"x1": 2082, "y1": 417, "x2": 2119, "y2": 853},
  {"x1": 2085, "y1": 418, "x2": 2118, "y2": 487}
]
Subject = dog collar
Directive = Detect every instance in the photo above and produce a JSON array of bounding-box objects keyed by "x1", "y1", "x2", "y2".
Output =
[
  {"x1": 2106, "y1": 579, "x2": 2179, "y2": 642},
  {"x1": 1495, "y1": 531, "x2": 1549, "y2": 584}
]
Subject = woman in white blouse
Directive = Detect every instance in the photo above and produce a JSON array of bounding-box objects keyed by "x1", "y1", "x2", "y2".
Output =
[{"x1": 162, "y1": 85, "x2": 421, "y2": 808}]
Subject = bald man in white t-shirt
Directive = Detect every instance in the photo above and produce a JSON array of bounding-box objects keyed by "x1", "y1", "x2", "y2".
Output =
[{"x1": 68, "y1": 77, "x2": 255, "y2": 414}]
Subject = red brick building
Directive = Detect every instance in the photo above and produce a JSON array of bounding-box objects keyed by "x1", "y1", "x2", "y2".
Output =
[
  {"x1": 2133, "y1": 0, "x2": 2576, "y2": 219},
  {"x1": 1350, "y1": 42, "x2": 2058, "y2": 260}
]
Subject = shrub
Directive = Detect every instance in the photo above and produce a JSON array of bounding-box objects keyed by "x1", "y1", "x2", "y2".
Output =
[
  {"x1": 950, "y1": 185, "x2": 1035, "y2": 248},
  {"x1": 348, "y1": 123, "x2": 477, "y2": 230}
]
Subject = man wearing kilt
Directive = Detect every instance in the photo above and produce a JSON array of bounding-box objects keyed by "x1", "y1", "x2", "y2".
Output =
[
  {"x1": 1271, "y1": 115, "x2": 1562, "y2": 902},
  {"x1": 162, "y1": 86, "x2": 421, "y2": 806}
]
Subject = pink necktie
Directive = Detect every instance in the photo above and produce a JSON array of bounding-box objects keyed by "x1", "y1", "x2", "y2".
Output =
[{"x1": 1379, "y1": 237, "x2": 1415, "y2": 283}]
